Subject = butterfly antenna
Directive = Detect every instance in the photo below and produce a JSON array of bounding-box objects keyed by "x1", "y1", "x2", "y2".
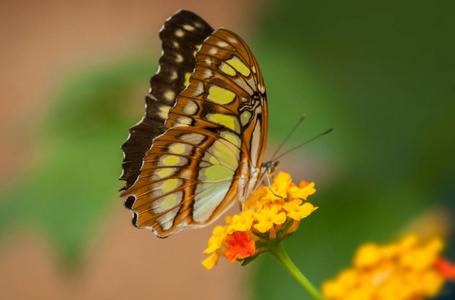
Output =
[
  {"x1": 270, "y1": 114, "x2": 307, "y2": 161},
  {"x1": 274, "y1": 127, "x2": 334, "y2": 161}
]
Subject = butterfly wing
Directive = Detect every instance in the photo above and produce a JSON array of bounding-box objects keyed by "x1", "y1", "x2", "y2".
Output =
[
  {"x1": 120, "y1": 10, "x2": 213, "y2": 191},
  {"x1": 121, "y1": 19, "x2": 268, "y2": 237}
]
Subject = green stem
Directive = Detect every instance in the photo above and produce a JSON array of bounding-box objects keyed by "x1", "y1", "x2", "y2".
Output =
[{"x1": 269, "y1": 242, "x2": 326, "y2": 300}]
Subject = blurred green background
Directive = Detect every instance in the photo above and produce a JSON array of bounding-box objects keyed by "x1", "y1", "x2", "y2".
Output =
[
  {"x1": 0, "y1": 0, "x2": 453, "y2": 299},
  {"x1": 252, "y1": 1, "x2": 454, "y2": 299}
]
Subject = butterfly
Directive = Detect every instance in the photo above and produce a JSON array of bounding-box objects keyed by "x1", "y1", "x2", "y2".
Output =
[{"x1": 120, "y1": 10, "x2": 271, "y2": 238}]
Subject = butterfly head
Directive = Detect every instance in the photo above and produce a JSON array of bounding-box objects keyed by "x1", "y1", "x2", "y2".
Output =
[{"x1": 261, "y1": 160, "x2": 280, "y2": 177}]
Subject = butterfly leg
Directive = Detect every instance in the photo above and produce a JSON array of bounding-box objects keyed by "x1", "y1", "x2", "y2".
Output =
[{"x1": 265, "y1": 173, "x2": 282, "y2": 198}]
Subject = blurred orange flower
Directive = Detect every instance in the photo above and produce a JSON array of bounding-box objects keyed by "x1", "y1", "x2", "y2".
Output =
[{"x1": 322, "y1": 234, "x2": 454, "y2": 300}]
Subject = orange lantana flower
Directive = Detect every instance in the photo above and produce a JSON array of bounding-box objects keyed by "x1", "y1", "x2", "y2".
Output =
[{"x1": 224, "y1": 231, "x2": 256, "y2": 263}]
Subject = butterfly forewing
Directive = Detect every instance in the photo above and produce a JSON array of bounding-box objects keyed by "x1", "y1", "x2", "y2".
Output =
[{"x1": 121, "y1": 14, "x2": 268, "y2": 238}]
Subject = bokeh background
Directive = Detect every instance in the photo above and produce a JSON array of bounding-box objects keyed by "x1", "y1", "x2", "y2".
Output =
[{"x1": 1, "y1": 1, "x2": 454, "y2": 299}]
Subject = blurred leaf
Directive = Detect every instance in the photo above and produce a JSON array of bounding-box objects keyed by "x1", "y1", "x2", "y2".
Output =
[{"x1": 0, "y1": 51, "x2": 155, "y2": 266}]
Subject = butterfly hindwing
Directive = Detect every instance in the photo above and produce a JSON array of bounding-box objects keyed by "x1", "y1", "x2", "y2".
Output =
[
  {"x1": 120, "y1": 10, "x2": 213, "y2": 192},
  {"x1": 121, "y1": 13, "x2": 268, "y2": 237},
  {"x1": 122, "y1": 126, "x2": 242, "y2": 236}
]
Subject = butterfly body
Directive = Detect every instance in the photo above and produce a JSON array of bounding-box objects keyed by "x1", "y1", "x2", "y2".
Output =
[{"x1": 121, "y1": 10, "x2": 268, "y2": 237}]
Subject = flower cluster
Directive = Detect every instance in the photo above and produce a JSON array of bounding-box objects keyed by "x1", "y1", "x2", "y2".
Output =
[
  {"x1": 322, "y1": 234, "x2": 454, "y2": 300},
  {"x1": 202, "y1": 172, "x2": 318, "y2": 270}
]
